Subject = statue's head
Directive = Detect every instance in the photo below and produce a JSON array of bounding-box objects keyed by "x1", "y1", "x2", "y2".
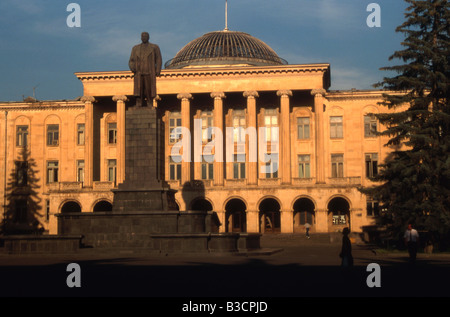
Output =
[{"x1": 141, "y1": 32, "x2": 150, "y2": 43}]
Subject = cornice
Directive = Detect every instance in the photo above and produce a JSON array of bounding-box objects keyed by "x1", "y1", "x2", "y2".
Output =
[
  {"x1": 326, "y1": 90, "x2": 405, "y2": 101},
  {"x1": 74, "y1": 63, "x2": 331, "y2": 81},
  {"x1": 0, "y1": 101, "x2": 84, "y2": 112}
]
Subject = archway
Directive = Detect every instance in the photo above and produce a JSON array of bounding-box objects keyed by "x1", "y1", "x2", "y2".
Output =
[
  {"x1": 61, "y1": 201, "x2": 81, "y2": 213},
  {"x1": 93, "y1": 200, "x2": 113, "y2": 212},
  {"x1": 327, "y1": 197, "x2": 350, "y2": 231},
  {"x1": 225, "y1": 198, "x2": 247, "y2": 233},
  {"x1": 293, "y1": 197, "x2": 315, "y2": 233},
  {"x1": 190, "y1": 198, "x2": 213, "y2": 211},
  {"x1": 259, "y1": 198, "x2": 281, "y2": 233}
]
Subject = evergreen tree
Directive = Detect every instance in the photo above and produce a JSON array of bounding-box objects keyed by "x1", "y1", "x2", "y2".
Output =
[{"x1": 361, "y1": 0, "x2": 450, "y2": 245}]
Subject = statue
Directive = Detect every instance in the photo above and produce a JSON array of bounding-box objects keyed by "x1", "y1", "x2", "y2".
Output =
[{"x1": 129, "y1": 32, "x2": 162, "y2": 107}]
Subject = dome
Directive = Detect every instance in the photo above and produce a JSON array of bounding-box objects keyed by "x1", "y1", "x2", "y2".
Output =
[{"x1": 165, "y1": 30, "x2": 287, "y2": 69}]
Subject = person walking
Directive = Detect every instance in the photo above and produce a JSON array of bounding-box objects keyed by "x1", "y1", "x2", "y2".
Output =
[
  {"x1": 404, "y1": 223, "x2": 419, "y2": 262},
  {"x1": 305, "y1": 223, "x2": 311, "y2": 239},
  {"x1": 340, "y1": 227, "x2": 353, "y2": 267}
]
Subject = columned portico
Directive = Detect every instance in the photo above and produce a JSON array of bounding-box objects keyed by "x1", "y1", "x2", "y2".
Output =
[
  {"x1": 243, "y1": 91, "x2": 259, "y2": 185},
  {"x1": 277, "y1": 90, "x2": 293, "y2": 185},
  {"x1": 81, "y1": 95, "x2": 95, "y2": 188},
  {"x1": 312, "y1": 89, "x2": 326, "y2": 184},
  {"x1": 113, "y1": 95, "x2": 127, "y2": 185},
  {"x1": 211, "y1": 92, "x2": 225, "y2": 186},
  {"x1": 178, "y1": 93, "x2": 193, "y2": 185}
]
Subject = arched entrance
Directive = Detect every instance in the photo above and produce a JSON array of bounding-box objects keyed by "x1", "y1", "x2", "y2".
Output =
[
  {"x1": 61, "y1": 201, "x2": 81, "y2": 213},
  {"x1": 93, "y1": 200, "x2": 113, "y2": 212},
  {"x1": 190, "y1": 198, "x2": 213, "y2": 211},
  {"x1": 225, "y1": 198, "x2": 247, "y2": 233},
  {"x1": 293, "y1": 197, "x2": 315, "y2": 233},
  {"x1": 328, "y1": 197, "x2": 350, "y2": 231},
  {"x1": 259, "y1": 198, "x2": 281, "y2": 233}
]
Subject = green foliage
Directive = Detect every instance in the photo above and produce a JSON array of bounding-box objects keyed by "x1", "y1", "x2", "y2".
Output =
[{"x1": 361, "y1": 0, "x2": 450, "y2": 239}]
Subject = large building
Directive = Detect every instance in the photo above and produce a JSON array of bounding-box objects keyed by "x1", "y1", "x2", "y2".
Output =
[{"x1": 0, "y1": 28, "x2": 399, "y2": 236}]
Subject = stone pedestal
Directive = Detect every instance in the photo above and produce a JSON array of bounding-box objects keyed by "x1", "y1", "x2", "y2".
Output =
[{"x1": 112, "y1": 106, "x2": 178, "y2": 213}]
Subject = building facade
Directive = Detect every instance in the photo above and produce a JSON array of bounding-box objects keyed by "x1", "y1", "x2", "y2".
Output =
[{"x1": 0, "y1": 30, "x2": 398, "y2": 235}]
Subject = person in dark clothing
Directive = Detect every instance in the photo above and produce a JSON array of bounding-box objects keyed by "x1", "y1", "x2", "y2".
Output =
[{"x1": 340, "y1": 227, "x2": 353, "y2": 267}]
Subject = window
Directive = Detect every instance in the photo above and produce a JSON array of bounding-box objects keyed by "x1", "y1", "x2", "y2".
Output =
[
  {"x1": 16, "y1": 125, "x2": 29, "y2": 147},
  {"x1": 365, "y1": 153, "x2": 378, "y2": 178},
  {"x1": 45, "y1": 199, "x2": 50, "y2": 222},
  {"x1": 233, "y1": 154, "x2": 246, "y2": 179},
  {"x1": 366, "y1": 199, "x2": 380, "y2": 217},
  {"x1": 108, "y1": 123, "x2": 117, "y2": 144},
  {"x1": 77, "y1": 160, "x2": 85, "y2": 183},
  {"x1": 201, "y1": 111, "x2": 213, "y2": 143},
  {"x1": 169, "y1": 113, "x2": 182, "y2": 144},
  {"x1": 264, "y1": 109, "x2": 278, "y2": 142},
  {"x1": 77, "y1": 124, "x2": 85, "y2": 145},
  {"x1": 331, "y1": 154, "x2": 344, "y2": 178},
  {"x1": 47, "y1": 124, "x2": 59, "y2": 146},
  {"x1": 15, "y1": 161, "x2": 28, "y2": 186},
  {"x1": 364, "y1": 115, "x2": 378, "y2": 137},
  {"x1": 47, "y1": 161, "x2": 59, "y2": 183},
  {"x1": 298, "y1": 211, "x2": 313, "y2": 225},
  {"x1": 233, "y1": 110, "x2": 246, "y2": 143},
  {"x1": 298, "y1": 155, "x2": 311, "y2": 178},
  {"x1": 297, "y1": 117, "x2": 310, "y2": 139},
  {"x1": 169, "y1": 156, "x2": 181, "y2": 181},
  {"x1": 264, "y1": 153, "x2": 278, "y2": 179},
  {"x1": 108, "y1": 159, "x2": 117, "y2": 185},
  {"x1": 330, "y1": 116, "x2": 343, "y2": 139},
  {"x1": 201, "y1": 155, "x2": 214, "y2": 180},
  {"x1": 332, "y1": 211, "x2": 347, "y2": 225}
]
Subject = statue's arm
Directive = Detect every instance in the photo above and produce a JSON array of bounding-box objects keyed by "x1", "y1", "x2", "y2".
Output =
[{"x1": 129, "y1": 47, "x2": 136, "y2": 73}]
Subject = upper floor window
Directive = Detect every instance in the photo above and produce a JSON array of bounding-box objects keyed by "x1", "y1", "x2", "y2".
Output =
[
  {"x1": 47, "y1": 124, "x2": 59, "y2": 146},
  {"x1": 16, "y1": 125, "x2": 29, "y2": 147},
  {"x1": 169, "y1": 112, "x2": 182, "y2": 144},
  {"x1": 77, "y1": 160, "x2": 85, "y2": 183},
  {"x1": 15, "y1": 161, "x2": 28, "y2": 186},
  {"x1": 108, "y1": 159, "x2": 117, "y2": 185},
  {"x1": 365, "y1": 153, "x2": 379, "y2": 179},
  {"x1": 331, "y1": 154, "x2": 344, "y2": 178},
  {"x1": 233, "y1": 110, "x2": 246, "y2": 143},
  {"x1": 298, "y1": 155, "x2": 311, "y2": 178},
  {"x1": 169, "y1": 156, "x2": 182, "y2": 181},
  {"x1": 108, "y1": 123, "x2": 117, "y2": 144},
  {"x1": 264, "y1": 153, "x2": 278, "y2": 179},
  {"x1": 201, "y1": 155, "x2": 214, "y2": 180},
  {"x1": 364, "y1": 115, "x2": 378, "y2": 137},
  {"x1": 233, "y1": 154, "x2": 246, "y2": 179},
  {"x1": 366, "y1": 198, "x2": 380, "y2": 217},
  {"x1": 297, "y1": 117, "x2": 310, "y2": 140},
  {"x1": 264, "y1": 109, "x2": 278, "y2": 142},
  {"x1": 201, "y1": 111, "x2": 214, "y2": 143},
  {"x1": 47, "y1": 161, "x2": 59, "y2": 183},
  {"x1": 77, "y1": 124, "x2": 85, "y2": 145},
  {"x1": 330, "y1": 116, "x2": 343, "y2": 139}
]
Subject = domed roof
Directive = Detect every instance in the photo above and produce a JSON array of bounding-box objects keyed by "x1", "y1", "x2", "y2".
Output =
[{"x1": 165, "y1": 30, "x2": 287, "y2": 69}]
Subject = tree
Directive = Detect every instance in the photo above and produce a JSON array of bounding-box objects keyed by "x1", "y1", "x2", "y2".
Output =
[{"x1": 360, "y1": 0, "x2": 450, "y2": 246}]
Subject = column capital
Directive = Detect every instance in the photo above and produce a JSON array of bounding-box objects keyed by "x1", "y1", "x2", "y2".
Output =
[
  {"x1": 210, "y1": 92, "x2": 226, "y2": 100},
  {"x1": 243, "y1": 91, "x2": 259, "y2": 99},
  {"x1": 277, "y1": 90, "x2": 293, "y2": 97},
  {"x1": 177, "y1": 93, "x2": 193, "y2": 100},
  {"x1": 112, "y1": 95, "x2": 128, "y2": 102},
  {"x1": 311, "y1": 89, "x2": 327, "y2": 98},
  {"x1": 81, "y1": 96, "x2": 96, "y2": 103}
]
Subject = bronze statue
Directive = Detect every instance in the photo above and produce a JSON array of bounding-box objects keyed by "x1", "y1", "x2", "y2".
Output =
[{"x1": 129, "y1": 32, "x2": 162, "y2": 107}]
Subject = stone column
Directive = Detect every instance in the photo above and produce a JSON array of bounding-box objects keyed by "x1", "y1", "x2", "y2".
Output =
[
  {"x1": 211, "y1": 92, "x2": 225, "y2": 186},
  {"x1": 277, "y1": 90, "x2": 293, "y2": 185},
  {"x1": 113, "y1": 95, "x2": 127, "y2": 185},
  {"x1": 311, "y1": 89, "x2": 326, "y2": 184},
  {"x1": 81, "y1": 96, "x2": 95, "y2": 188},
  {"x1": 243, "y1": 91, "x2": 259, "y2": 185},
  {"x1": 178, "y1": 93, "x2": 193, "y2": 185}
]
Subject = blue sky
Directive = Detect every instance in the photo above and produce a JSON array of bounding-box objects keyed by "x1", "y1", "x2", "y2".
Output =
[{"x1": 0, "y1": 0, "x2": 408, "y2": 102}]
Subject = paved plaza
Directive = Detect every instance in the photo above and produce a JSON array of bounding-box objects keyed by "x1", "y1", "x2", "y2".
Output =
[{"x1": 1, "y1": 234, "x2": 449, "y2": 298}]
